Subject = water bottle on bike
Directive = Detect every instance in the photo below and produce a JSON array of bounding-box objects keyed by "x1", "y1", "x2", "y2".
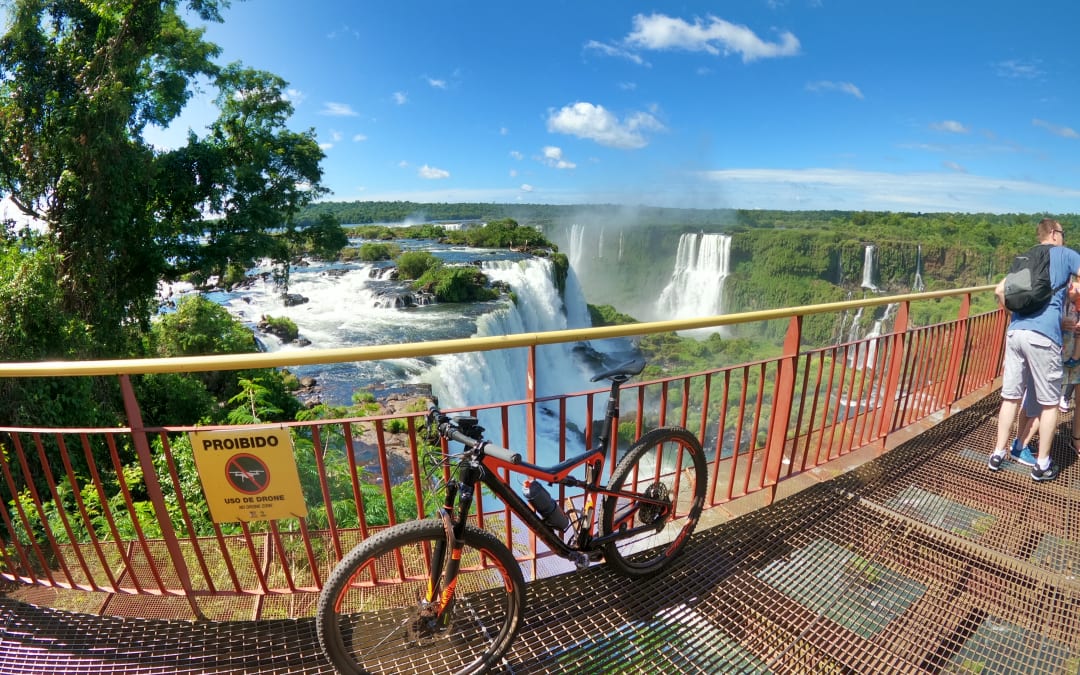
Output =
[{"x1": 523, "y1": 478, "x2": 569, "y2": 531}]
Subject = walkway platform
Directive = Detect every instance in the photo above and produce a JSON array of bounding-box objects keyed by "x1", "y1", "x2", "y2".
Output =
[{"x1": 2, "y1": 392, "x2": 1078, "y2": 674}]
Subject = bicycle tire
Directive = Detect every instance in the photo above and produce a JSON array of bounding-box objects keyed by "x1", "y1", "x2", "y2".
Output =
[
  {"x1": 600, "y1": 426, "x2": 707, "y2": 577},
  {"x1": 316, "y1": 519, "x2": 526, "y2": 675}
]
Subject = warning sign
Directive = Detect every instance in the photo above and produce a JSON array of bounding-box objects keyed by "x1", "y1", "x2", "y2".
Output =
[{"x1": 189, "y1": 427, "x2": 308, "y2": 523}]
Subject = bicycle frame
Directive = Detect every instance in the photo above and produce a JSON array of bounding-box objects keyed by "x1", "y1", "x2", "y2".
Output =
[{"x1": 436, "y1": 369, "x2": 672, "y2": 565}]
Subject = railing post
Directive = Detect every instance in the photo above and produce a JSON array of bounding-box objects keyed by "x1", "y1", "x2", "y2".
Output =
[
  {"x1": 119, "y1": 374, "x2": 205, "y2": 619},
  {"x1": 763, "y1": 315, "x2": 801, "y2": 500},
  {"x1": 526, "y1": 345, "x2": 537, "y2": 462},
  {"x1": 944, "y1": 293, "x2": 972, "y2": 414},
  {"x1": 876, "y1": 301, "x2": 910, "y2": 441}
]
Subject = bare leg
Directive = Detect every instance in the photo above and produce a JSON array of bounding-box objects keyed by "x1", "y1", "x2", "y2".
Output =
[
  {"x1": 1035, "y1": 404, "x2": 1059, "y2": 464},
  {"x1": 1017, "y1": 409, "x2": 1037, "y2": 447},
  {"x1": 995, "y1": 399, "x2": 1021, "y2": 452}
]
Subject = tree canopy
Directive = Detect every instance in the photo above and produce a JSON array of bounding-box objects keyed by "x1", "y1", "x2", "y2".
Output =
[{"x1": 0, "y1": 0, "x2": 327, "y2": 358}]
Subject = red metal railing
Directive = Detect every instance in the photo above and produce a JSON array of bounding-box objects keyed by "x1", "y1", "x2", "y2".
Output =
[{"x1": 0, "y1": 289, "x2": 1002, "y2": 618}]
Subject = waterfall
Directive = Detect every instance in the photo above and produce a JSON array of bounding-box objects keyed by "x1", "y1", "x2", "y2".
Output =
[
  {"x1": 424, "y1": 258, "x2": 598, "y2": 463},
  {"x1": 861, "y1": 245, "x2": 877, "y2": 291},
  {"x1": 656, "y1": 233, "x2": 732, "y2": 330},
  {"x1": 849, "y1": 303, "x2": 897, "y2": 370},
  {"x1": 568, "y1": 223, "x2": 585, "y2": 272},
  {"x1": 618, "y1": 230, "x2": 624, "y2": 262},
  {"x1": 913, "y1": 244, "x2": 925, "y2": 292},
  {"x1": 597, "y1": 227, "x2": 605, "y2": 260}
]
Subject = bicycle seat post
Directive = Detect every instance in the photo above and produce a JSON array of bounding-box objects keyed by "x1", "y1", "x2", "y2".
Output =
[{"x1": 595, "y1": 374, "x2": 626, "y2": 454}]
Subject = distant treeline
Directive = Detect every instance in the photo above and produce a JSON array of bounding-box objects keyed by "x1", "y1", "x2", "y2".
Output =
[{"x1": 298, "y1": 200, "x2": 1071, "y2": 254}]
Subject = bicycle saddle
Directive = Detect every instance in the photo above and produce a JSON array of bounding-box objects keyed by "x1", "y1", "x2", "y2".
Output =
[{"x1": 590, "y1": 357, "x2": 646, "y2": 383}]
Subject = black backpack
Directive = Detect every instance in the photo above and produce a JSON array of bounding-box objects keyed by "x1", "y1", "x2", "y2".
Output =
[{"x1": 1003, "y1": 244, "x2": 1060, "y2": 315}]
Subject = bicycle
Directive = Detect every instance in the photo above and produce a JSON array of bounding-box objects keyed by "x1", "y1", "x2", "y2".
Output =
[{"x1": 316, "y1": 357, "x2": 708, "y2": 674}]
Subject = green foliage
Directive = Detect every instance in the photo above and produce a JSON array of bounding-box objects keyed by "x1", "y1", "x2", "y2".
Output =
[
  {"x1": 262, "y1": 315, "x2": 299, "y2": 342},
  {"x1": 152, "y1": 295, "x2": 257, "y2": 357},
  {"x1": 294, "y1": 213, "x2": 349, "y2": 260},
  {"x1": 589, "y1": 304, "x2": 639, "y2": 326},
  {"x1": 356, "y1": 242, "x2": 399, "y2": 261},
  {"x1": 0, "y1": 0, "x2": 325, "y2": 358},
  {"x1": 226, "y1": 374, "x2": 299, "y2": 424},
  {"x1": 396, "y1": 251, "x2": 441, "y2": 279},
  {"x1": 444, "y1": 218, "x2": 551, "y2": 249},
  {"x1": 415, "y1": 266, "x2": 499, "y2": 303}
]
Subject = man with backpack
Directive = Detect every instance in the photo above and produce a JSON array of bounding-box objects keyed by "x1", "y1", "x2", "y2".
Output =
[{"x1": 989, "y1": 218, "x2": 1080, "y2": 481}]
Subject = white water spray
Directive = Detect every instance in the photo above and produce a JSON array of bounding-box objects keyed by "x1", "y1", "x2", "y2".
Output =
[{"x1": 656, "y1": 233, "x2": 732, "y2": 329}]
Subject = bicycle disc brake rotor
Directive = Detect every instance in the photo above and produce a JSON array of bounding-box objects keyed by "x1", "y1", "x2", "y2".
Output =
[
  {"x1": 637, "y1": 482, "x2": 670, "y2": 526},
  {"x1": 405, "y1": 601, "x2": 449, "y2": 645}
]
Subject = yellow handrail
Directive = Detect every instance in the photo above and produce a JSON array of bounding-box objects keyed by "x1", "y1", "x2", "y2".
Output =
[{"x1": 0, "y1": 285, "x2": 995, "y2": 377}]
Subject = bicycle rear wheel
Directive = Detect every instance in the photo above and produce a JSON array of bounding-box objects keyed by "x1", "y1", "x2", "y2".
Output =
[
  {"x1": 600, "y1": 426, "x2": 707, "y2": 577},
  {"x1": 316, "y1": 519, "x2": 525, "y2": 675}
]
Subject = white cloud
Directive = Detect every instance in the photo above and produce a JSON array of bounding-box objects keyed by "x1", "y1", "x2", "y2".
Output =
[
  {"x1": 321, "y1": 102, "x2": 358, "y2": 116},
  {"x1": 509, "y1": 150, "x2": 523, "y2": 160},
  {"x1": 353, "y1": 133, "x2": 367, "y2": 142},
  {"x1": 509, "y1": 169, "x2": 518, "y2": 177},
  {"x1": 697, "y1": 167, "x2": 1080, "y2": 213},
  {"x1": 1033, "y1": 118, "x2": 1079, "y2": 139},
  {"x1": 285, "y1": 88, "x2": 306, "y2": 105},
  {"x1": 995, "y1": 59, "x2": 1043, "y2": 80},
  {"x1": 547, "y1": 101, "x2": 665, "y2": 150},
  {"x1": 624, "y1": 13, "x2": 800, "y2": 63},
  {"x1": 584, "y1": 40, "x2": 646, "y2": 65},
  {"x1": 930, "y1": 120, "x2": 969, "y2": 134},
  {"x1": 521, "y1": 184, "x2": 534, "y2": 193},
  {"x1": 806, "y1": 80, "x2": 863, "y2": 99},
  {"x1": 319, "y1": 142, "x2": 333, "y2": 150},
  {"x1": 393, "y1": 91, "x2": 408, "y2": 105},
  {"x1": 539, "y1": 146, "x2": 576, "y2": 169},
  {"x1": 942, "y1": 161, "x2": 966, "y2": 173},
  {"x1": 427, "y1": 77, "x2": 447, "y2": 89},
  {"x1": 418, "y1": 164, "x2": 450, "y2": 179},
  {"x1": 330, "y1": 130, "x2": 343, "y2": 142}
]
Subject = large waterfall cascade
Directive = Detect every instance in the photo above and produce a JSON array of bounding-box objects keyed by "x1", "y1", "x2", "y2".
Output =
[
  {"x1": 656, "y1": 233, "x2": 732, "y2": 326},
  {"x1": 424, "y1": 258, "x2": 608, "y2": 464}
]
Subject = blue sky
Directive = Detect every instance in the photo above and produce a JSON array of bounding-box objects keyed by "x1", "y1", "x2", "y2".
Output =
[{"x1": 145, "y1": 0, "x2": 1080, "y2": 215}]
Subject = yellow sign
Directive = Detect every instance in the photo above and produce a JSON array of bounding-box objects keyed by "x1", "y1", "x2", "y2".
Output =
[{"x1": 189, "y1": 427, "x2": 308, "y2": 523}]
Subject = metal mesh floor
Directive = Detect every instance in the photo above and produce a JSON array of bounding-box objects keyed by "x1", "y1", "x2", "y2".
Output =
[{"x1": 3, "y1": 393, "x2": 1079, "y2": 674}]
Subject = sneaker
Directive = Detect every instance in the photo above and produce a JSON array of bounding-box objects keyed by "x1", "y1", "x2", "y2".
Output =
[
  {"x1": 1061, "y1": 396, "x2": 1071, "y2": 413},
  {"x1": 1065, "y1": 359, "x2": 1080, "y2": 369},
  {"x1": 1032, "y1": 461, "x2": 1060, "y2": 482},
  {"x1": 1010, "y1": 442, "x2": 1037, "y2": 466},
  {"x1": 988, "y1": 451, "x2": 1006, "y2": 471}
]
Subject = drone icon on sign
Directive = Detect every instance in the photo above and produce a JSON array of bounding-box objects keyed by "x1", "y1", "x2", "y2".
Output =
[{"x1": 225, "y1": 454, "x2": 270, "y2": 495}]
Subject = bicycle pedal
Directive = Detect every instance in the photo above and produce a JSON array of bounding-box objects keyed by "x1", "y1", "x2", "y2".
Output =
[{"x1": 568, "y1": 551, "x2": 590, "y2": 571}]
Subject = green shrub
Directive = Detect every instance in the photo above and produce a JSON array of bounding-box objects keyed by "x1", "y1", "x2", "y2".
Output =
[{"x1": 396, "y1": 251, "x2": 441, "y2": 279}]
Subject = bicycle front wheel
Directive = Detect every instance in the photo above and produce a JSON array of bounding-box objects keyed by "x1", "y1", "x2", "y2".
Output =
[
  {"x1": 601, "y1": 426, "x2": 707, "y2": 577},
  {"x1": 316, "y1": 519, "x2": 526, "y2": 675}
]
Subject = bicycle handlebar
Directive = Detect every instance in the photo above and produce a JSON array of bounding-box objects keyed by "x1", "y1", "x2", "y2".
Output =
[{"x1": 428, "y1": 408, "x2": 521, "y2": 465}]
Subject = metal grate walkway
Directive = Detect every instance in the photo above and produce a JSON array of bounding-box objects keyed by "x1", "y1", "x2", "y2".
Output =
[{"x1": 3, "y1": 393, "x2": 1079, "y2": 674}]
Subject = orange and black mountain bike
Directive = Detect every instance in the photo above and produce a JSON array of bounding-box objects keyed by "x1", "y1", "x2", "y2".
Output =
[{"x1": 316, "y1": 358, "x2": 707, "y2": 674}]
